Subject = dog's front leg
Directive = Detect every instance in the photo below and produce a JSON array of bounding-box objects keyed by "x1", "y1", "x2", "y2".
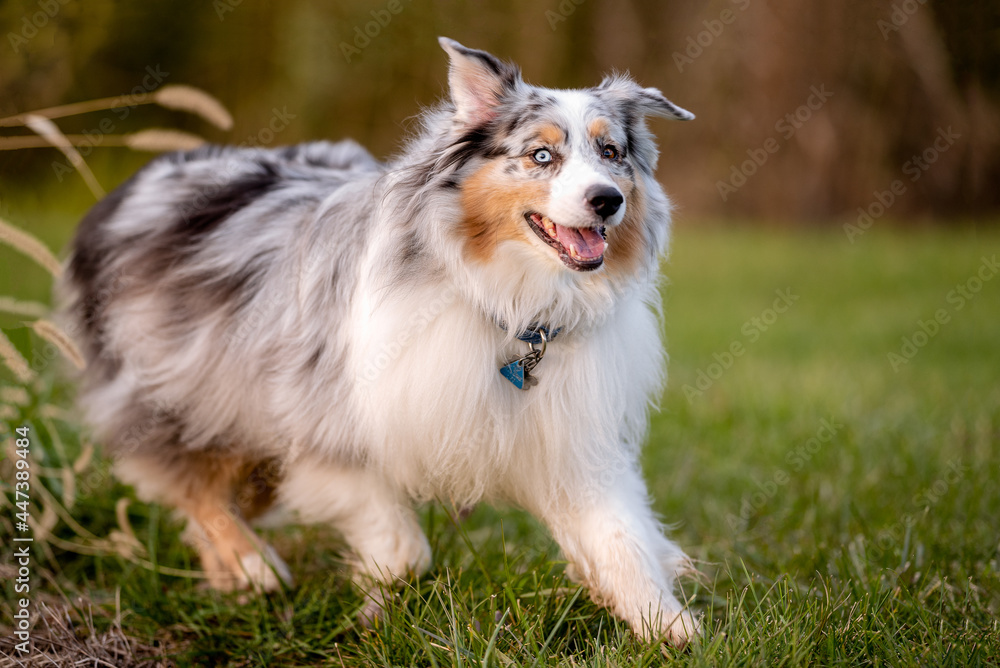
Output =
[{"x1": 541, "y1": 466, "x2": 700, "y2": 647}]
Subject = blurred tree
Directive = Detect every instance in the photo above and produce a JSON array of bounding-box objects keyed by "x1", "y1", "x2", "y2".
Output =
[{"x1": 1, "y1": 0, "x2": 997, "y2": 222}]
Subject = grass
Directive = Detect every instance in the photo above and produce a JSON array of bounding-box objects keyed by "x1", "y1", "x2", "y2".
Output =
[{"x1": 1, "y1": 214, "x2": 999, "y2": 666}]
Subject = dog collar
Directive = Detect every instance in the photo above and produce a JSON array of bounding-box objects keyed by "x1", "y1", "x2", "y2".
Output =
[
  {"x1": 495, "y1": 320, "x2": 562, "y2": 345},
  {"x1": 495, "y1": 321, "x2": 561, "y2": 390}
]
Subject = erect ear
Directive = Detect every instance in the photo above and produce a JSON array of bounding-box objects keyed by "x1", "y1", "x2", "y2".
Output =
[
  {"x1": 438, "y1": 37, "x2": 522, "y2": 127},
  {"x1": 598, "y1": 74, "x2": 695, "y2": 121}
]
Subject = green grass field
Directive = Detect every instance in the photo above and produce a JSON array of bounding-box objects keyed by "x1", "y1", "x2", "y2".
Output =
[{"x1": 2, "y1": 216, "x2": 999, "y2": 666}]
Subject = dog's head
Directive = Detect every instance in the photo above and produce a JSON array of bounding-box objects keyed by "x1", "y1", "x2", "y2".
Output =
[{"x1": 437, "y1": 37, "x2": 692, "y2": 279}]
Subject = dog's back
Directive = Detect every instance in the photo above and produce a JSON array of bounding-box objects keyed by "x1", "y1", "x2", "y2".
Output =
[{"x1": 62, "y1": 140, "x2": 380, "y2": 457}]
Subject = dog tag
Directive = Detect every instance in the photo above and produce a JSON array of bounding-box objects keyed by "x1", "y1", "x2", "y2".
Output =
[
  {"x1": 499, "y1": 327, "x2": 548, "y2": 390},
  {"x1": 500, "y1": 359, "x2": 528, "y2": 389},
  {"x1": 500, "y1": 348, "x2": 542, "y2": 390}
]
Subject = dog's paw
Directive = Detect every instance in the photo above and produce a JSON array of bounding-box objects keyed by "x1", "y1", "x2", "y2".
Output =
[
  {"x1": 659, "y1": 608, "x2": 700, "y2": 649},
  {"x1": 236, "y1": 546, "x2": 294, "y2": 593},
  {"x1": 630, "y1": 603, "x2": 700, "y2": 649},
  {"x1": 357, "y1": 588, "x2": 396, "y2": 629}
]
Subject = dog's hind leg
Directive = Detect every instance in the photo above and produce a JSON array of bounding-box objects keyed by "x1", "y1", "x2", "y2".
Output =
[
  {"x1": 115, "y1": 452, "x2": 292, "y2": 592},
  {"x1": 278, "y1": 459, "x2": 431, "y2": 621}
]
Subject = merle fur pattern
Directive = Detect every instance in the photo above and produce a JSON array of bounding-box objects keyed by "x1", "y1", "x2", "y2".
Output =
[{"x1": 59, "y1": 38, "x2": 700, "y2": 646}]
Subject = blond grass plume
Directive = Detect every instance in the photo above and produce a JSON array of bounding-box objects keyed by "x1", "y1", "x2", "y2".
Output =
[
  {"x1": 153, "y1": 84, "x2": 233, "y2": 130},
  {"x1": 33, "y1": 319, "x2": 86, "y2": 370},
  {"x1": 0, "y1": 328, "x2": 35, "y2": 383},
  {"x1": 0, "y1": 216, "x2": 63, "y2": 277},
  {"x1": 124, "y1": 128, "x2": 206, "y2": 152},
  {"x1": 0, "y1": 385, "x2": 30, "y2": 405},
  {"x1": 0, "y1": 296, "x2": 48, "y2": 318},
  {"x1": 23, "y1": 115, "x2": 105, "y2": 198}
]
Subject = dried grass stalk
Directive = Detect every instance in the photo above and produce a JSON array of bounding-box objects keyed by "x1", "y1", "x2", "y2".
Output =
[
  {"x1": 0, "y1": 328, "x2": 35, "y2": 383},
  {"x1": 124, "y1": 128, "x2": 206, "y2": 152},
  {"x1": 0, "y1": 135, "x2": 75, "y2": 150},
  {"x1": 42, "y1": 417, "x2": 77, "y2": 508},
  {"x1": 0, "y1": 602, "x2": 176, "y2": 666},
  {"x1": 0, "y1": 216, "x2": 63, "y2": 277},
  {"x1": 154, "y1": 84, "x2": 233, "y2": 130},
  {"x1": 73, "y1": 442, "x2": 94, "y2": 473},
  {"x1": 23, "y1": 114, "x2": 106, "y2": 198},
  {"x1": 33, "y1": 318, "x2": 86, "y2": 370},
  {"x1": 39, "y1": 403, "x2": 74, "y2": 421},
  {"x1": 0, "y1": 385, "x2": 30, "y2": 405},
  {"x1": 0, "y1": 94, "x2": 146, "y2": 127},
  {"x1": 0, "y1": 295, "x2": 48, "y2": 317},
  {"x1": 114, "y1": 498, "x2": 144, "y2": 551},
  {"x1": 32, "y1": 492, "x2": 59, "y2": 538},
  {"x1": 1, "y1": 130, "x2": 205, "y2": 152}
]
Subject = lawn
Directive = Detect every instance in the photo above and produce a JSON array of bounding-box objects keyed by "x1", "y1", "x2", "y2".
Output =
[{"x1": 1, "y1": 212, "x2": 999, "y2": 666}]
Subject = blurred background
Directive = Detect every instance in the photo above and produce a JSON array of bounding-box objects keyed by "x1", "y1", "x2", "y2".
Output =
[
  {"x1": 2, "y1": 3, "x2": 1000, "y2": 662},
  {"x1": 1, "y1": 0, "x2": 998, "y2": 224}
]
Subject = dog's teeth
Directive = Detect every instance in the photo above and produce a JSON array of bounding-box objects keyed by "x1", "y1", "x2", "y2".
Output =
[
  {"x1": 569, "y1": 244, "x2": 580, "y2": 260},
  {"x1": 543, "y1": 218, "x2": 557, "y2": 238}
]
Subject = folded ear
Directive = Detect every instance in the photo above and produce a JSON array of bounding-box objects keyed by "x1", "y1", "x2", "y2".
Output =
[
  {"x1": 439, "y1": 37, "x2": 522, "y2": 127},
  {"x1": 598, "y1": 75, "x2": 695, "y2": 121}
]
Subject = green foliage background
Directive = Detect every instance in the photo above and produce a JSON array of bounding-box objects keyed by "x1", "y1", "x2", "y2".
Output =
[{"x1": 1, "y1": 1, "x2": 999, "y2": 665}]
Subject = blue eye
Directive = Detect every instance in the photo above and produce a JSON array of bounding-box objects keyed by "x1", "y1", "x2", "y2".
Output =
[
  {"x1": 602, "y1": 145, "x2": 619, "y2": 160},
  {"x1": 532, "y1": 149, "x2": 553, "y2": 164}
]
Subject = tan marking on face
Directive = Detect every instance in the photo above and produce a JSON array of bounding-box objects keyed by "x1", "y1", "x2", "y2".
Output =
[
  {"x1": 537, "y1": 124, "x2": 565, "y2": 148},
  {"x1": 588, "y1": 118, "x2": 611, "y2": 141},
  {"x1": 459, "y1": 160, "x2": 547, "y2": 263},
  {"x1": 603, "y1": 178, "x2": 646, "y2": 278}
]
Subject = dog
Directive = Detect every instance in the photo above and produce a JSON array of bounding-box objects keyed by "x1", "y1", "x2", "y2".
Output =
[{"x1": 59, "y1": 37, "x2": 698, "y2": 646}]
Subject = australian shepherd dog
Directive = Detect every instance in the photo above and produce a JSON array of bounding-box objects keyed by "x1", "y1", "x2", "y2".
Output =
[{"x1": 59, "y1": 38, "x2": 699, "y2": 645}]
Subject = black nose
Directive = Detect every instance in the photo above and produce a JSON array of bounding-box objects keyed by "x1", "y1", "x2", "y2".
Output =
[{"x1": 586, "y1": 185, "x2": 624, "y2": 219}]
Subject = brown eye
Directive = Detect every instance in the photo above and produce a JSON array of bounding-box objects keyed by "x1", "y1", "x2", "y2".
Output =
[{"x1": 602, "y1": 145, "x2": 619, "y2": 161}]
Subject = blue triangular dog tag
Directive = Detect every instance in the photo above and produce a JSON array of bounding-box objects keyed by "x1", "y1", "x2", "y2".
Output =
[{"x1": 499, "y1": 360, "x2": 525, "y2": 389}]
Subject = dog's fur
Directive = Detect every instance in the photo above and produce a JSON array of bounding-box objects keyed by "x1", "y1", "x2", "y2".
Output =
[{"x1": 59, "y1": 38, "x2": 698, "y2": 645}]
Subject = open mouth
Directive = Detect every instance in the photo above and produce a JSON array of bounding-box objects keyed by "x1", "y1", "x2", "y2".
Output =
[{"x1": 524, "y1": 212, "x2": 607, "y2": 271}]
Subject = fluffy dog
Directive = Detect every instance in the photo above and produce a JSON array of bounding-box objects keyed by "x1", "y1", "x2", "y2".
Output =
[{"x1": 59, "y1": 38, "x2": 698, "y2": 645}]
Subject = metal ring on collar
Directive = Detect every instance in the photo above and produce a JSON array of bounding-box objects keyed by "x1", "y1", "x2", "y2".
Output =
[{"x1": 529, "y1": 327, "x2": 548, "y2": 356}]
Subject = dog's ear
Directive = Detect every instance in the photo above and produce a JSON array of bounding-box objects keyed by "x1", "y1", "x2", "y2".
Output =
[
  {"x1": 439, "y1": 37, "x2": 522, "y2": 127},
  {"x1": 598, "y1": 75, "x2": 695, "y2": 121}
]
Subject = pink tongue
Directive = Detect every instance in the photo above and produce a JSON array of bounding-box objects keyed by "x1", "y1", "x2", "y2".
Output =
[{"x1": 554, "y1": 224, "x2": 605, "y2": 260}]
